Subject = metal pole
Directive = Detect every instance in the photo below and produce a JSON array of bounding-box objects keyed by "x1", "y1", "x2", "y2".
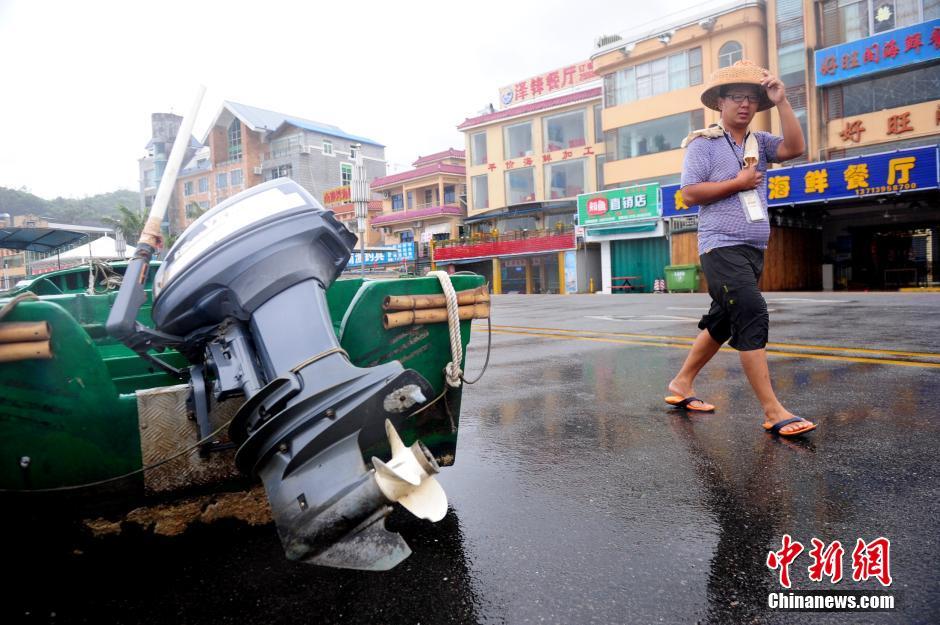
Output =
[{"x1": 350, "y1": 144, "x2": 368, "y2": 280}]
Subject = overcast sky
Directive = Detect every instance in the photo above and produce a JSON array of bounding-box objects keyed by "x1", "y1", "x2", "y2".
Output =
[{"x1": 0, "y1": 0, "x2": 711, "y2": 199}]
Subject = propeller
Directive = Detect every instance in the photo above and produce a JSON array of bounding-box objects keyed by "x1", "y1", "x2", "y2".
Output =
[{"x1": 372, "y1": 419, "x2": 447, "y2": 522}]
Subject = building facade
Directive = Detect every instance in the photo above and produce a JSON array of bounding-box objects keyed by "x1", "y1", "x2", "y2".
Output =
[
  {"x1": 174, "y1": 101, "x2": 387, "y2": 232},
  {"x1": 139, "y1": 113, "x2": 199, "y2": 235},
  {"x1": 445, "y1": 62, "x2": 604, "y2": 294},
  {"x1": 761, "y1": 0, "x2": 940, "y2": 289},
  {"x1": 370, "y1": 149, "x2": 467, "y2": 270}
]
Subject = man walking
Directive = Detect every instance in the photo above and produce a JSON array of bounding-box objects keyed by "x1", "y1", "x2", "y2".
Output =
[{"x1": 664, "y1": 60, "x2": 815, "y2": 437}]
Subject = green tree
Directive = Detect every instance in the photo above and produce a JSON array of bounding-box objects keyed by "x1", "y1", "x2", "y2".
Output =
[{"x1": 102, "y1": 204, "x2": 147, "y2": 244}]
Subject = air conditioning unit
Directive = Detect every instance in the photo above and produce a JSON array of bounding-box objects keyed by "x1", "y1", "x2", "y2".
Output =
[{"x1": 253, "y1": 166, "x2": 263, "y2": 175}]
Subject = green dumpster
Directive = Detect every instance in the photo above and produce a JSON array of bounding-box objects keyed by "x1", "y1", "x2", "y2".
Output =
[{"x1": 664, "y1": 264, "x2": 700, "y2": 293}]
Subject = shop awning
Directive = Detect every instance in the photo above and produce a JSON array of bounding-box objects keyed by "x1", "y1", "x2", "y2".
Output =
[{"x1": 0, "y1": 227, "x2": 88, "y2": 253}]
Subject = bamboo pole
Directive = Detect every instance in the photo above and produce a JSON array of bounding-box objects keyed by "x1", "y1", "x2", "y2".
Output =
[
  {"x1": 383, "y1": 285, "x2": 490, "y2": 311},
  {"x1": 0, "y1": 321, "x2": 51, "y2": 344},
  {"x1": 0, "y1": 340, "x2": 52, "y2": 363},
  {"x1": 383, "y1": 303, "x2": 490, "y2": 330}
]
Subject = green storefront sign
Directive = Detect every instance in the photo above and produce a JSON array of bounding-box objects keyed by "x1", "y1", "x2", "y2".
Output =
[{"x1": 577, "y1": 184, "x2": 660, "y2": 227}]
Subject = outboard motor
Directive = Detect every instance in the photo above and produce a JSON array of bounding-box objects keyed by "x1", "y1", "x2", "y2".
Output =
[{"x1": 117, "y1": 179, "x2": 446, "y2": 570}]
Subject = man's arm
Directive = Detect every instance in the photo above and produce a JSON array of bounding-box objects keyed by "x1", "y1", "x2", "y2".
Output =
[
  {"x1": 682, "y1": 169, "x2": 762, "y2": 206},
  {"x1": 762, "y1": 70, "x2": 805, "y2": 162}
]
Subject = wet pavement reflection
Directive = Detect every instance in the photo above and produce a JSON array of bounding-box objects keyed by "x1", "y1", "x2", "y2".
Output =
[{"x1": 6, "y1": 293, "x2": 939, "y2": 624}]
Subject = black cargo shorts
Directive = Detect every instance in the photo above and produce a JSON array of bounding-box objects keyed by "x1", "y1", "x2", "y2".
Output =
[{"x1": 697, "y1": 244, "x2": 768, "y2": 351}]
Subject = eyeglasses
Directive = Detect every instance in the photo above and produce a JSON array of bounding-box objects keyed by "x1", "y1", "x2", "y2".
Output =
[{"x1": 724, "y1": 93, "x2": 760, "y2": 103}]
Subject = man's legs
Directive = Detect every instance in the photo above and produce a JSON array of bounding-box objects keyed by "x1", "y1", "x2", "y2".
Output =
[
  {"x1": 668, "y1": 329, "x2": 722, "y2": 409},
  {"x1": 739, "y1": 349, "x2": 813, "y2": 435}
]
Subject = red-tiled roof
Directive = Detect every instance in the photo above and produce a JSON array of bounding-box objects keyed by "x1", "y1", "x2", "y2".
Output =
[
  {"x1": 330, "y1": 200, "x2": 383, "y2": 215},
  {"x1": 412, "y1": 148, "x2": 465, "y2": 167},
  {"x1": 457, "y1": 87, "x2": 602, "y2": 130},
  {"x1": 372, "y1": 205, "x2": 463, "y2": 225},
  {"x1": 371, "y1": 163, "x2": 466, "y2": 189}
]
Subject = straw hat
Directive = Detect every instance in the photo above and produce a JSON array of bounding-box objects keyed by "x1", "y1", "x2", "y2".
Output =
[{"x1": 700, "y1": 60, "x2": 774, "y2": 112}]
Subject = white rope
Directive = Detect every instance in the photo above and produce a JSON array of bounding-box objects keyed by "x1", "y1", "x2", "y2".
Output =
[{"x1": 428, "y1": 271, "x2": 463, "y2": 387}]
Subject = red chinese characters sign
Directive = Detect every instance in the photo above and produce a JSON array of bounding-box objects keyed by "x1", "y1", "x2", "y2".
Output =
[
  {"x1": 498, "y1": 60, "x2": 597, "y2": 108},
  {"x1": 323, "y1": 185, "x2": 351, "y2": 206}
]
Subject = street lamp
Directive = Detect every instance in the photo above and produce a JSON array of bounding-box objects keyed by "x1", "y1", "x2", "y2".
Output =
[{"x1": 350, "y1": 143, "x2": 369, "y2": 279}]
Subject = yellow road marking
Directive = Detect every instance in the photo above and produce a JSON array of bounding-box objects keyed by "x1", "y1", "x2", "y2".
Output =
[
  {"x1": 478, "y1": 323, "x2": 940, "y2": 360},
  {"x1": 481, "y1": 327, "x2": 940, "y2": 369}
]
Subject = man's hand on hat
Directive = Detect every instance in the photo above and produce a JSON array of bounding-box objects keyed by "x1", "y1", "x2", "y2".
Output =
[{"x1": 760, "y1": 70, "x2": 786, "y2": 105}]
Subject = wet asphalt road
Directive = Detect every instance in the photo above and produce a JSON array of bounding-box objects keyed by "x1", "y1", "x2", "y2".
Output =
[{"x1": 8, "y1": 292, "x2": 940, "y2": 625}]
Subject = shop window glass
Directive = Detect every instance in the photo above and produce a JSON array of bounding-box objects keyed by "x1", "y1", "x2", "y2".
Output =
[
  {"x1": 544, "y1": 110, "x2": 586, "y2": 152},
  {"x1": 498, "y1": 216, "x2": 537, "y2": 232},
  {"x1": 544, "y1": 159, "x2": 586, "y2": 199},
  {"x1": 545, "y1": 213, "x2": 575, "y2": 230},
  {"x1": 505, "y1": 168, "x2": 535, "y2": 205},
  {"x1": 838, "y1": 64, "x2": 940, "y2": 118},
  {"x1": 472, "y1": 174, "x2": 489, "y2": 210},
  {"x1": 504, "y1": 122, "x2": 533, "y2": 159}
]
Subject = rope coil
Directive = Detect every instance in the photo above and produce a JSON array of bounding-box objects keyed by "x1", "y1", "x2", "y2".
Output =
[{"x1": 427, "y1": 271, "x2": 463, "y2": 388}]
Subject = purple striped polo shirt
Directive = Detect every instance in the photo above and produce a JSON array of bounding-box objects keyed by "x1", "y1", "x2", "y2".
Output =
[{"x1": 680, "y1": 130, "x2": 783, "y2": 255}]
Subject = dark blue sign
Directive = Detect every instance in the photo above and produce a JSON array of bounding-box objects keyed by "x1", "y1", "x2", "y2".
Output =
[
  {"x1": 662, "y1": 145, "x2": 939, "y2": 217},
  {"x1": 347, "y1": 242, "x2": 415, "y2": 267},
  {"x1": 814, "y1": 18, "x2": 940, "y2": 87}
]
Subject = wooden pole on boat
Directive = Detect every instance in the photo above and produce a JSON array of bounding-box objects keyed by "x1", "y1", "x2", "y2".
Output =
[
  {"x1": 0, "y1": 321, "x2": 50, "y2": 343},
  {"x1": 0, "y1": 340, "x2": 52, "y2": 362},
  {"x1": 382, "y1": 285, "x2": 489, "y2": 311},
  {"x1": 382, "y1": 303, "x2": 490, "y2": 330}
]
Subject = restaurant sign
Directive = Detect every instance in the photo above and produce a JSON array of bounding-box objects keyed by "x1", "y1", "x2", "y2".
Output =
[
  {"x1": 661, "y1": 146, "x2": 939, "y2": 217},
  {"x1": 814, "y1": 18, "x2": 940, "y2": 87},
  {"x1": 577, "y1": 184, "x2": 660, "y2": 227},
  {"x1": 498, "y1": 61, "x2": 597, "y2": 108},
  {"x1": 323, "y1": 185, "x2": 351, "y2": 207}
]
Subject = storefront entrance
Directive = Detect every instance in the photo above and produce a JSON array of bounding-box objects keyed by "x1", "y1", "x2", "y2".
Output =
[{"x1": 500, "y1": 254, "x2": 561, "y2": 294}]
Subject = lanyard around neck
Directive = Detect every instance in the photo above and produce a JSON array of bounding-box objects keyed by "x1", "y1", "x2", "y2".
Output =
[{"x1": 722, "y1": 131, "x2": 750, "y2": 170}]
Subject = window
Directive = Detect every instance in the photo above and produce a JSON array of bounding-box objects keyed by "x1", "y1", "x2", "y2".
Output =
[
  {"x1": 400, "y1": 230, "x2": 414, "y2": 243},
  {"x1": 143, "y1": 170, "x2": 155, "y2": 188},
  {"x1": 349, "y1": 145, "x2": 359, "y2": 160},
  {"x1": 472, "y1": 174, "x2": 489, "y2": 209},
  {"x1": 183, "y1": 181, "x2": 193, "y2": 196},
  {"x1": 832, "y1": 63, "x2": 940, "y2": 119},
  {"x1": 444, "y1": 185, "x2": 456, "y2": 204},
  {"x1": 505, "y1": 167, "x2": 535, "y2": 205},
  {"x1": 323, "y1": 140, "x2": 334, "y2": 156},
  {"x1": 604, "y1": 48, "x2": 702, "y2": 107},
  {"x1": 230, "y1": 169, "x2": 243, "y2": 186},
  {"x1": 778, "y1": 42, "x2": 806, "y2": 87},
  {"x1": 545, "y1": 213, "x2": 575, "y2": 230},
  {"x1": 471, "y1": 132, "x2": 488, "y2": 165},
  {"x1": 407, "y1": 191, "x2": 413, "y2": 209},
  {"x1": 392, "y1": 193, "x2": 404, "y2": 211},
  {"x1": 594, "y1": 105, "x2": 604, "y2": 143},
  {"x1": 216, "y1": 172, "x2": 228, "y2": 188},
  {"x1": 424, "y1": 189, "x2": 434, "y2": 205},
  {"x1": 821, "y1": 0, "x2": 930, "y2": 46},
  {"x1": 341, "y1": 163, "x2": 352, "y2": 186},
  {"x1": 504, "y1": 121, "x2": 533, "y2": 159},
  {"x1": 266, "y1": 164, "x2": 292, "y2": 180},
  {"x1": 198, "y1": 176, "x2": 208, "y2": 193},
  {"x1": 606, "y1": 110, "x2": 705, "y2": 160},
  {"x1": 718, "y1": 41, "x2": 743, "y2": 68},
  {"x1": 544, "y1": 159, "x2": 586, "y2": 199},
  {"x1": 595, "y1": 153, "x2": 606, "y2": 190},
  {"x1": 497, "y1": 216, "x2": 536, "y2": 232},
  {"x1": 543, "y1": 110, "x2": 586, "y2": 152},
  {"x1": 228, "y1": 120, "x2": 242, "y2": 161}
]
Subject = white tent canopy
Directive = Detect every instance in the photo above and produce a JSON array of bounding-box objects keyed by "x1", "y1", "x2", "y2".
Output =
[{"x1": 56, "y1": 235, "x2": 135, "y2": 260}]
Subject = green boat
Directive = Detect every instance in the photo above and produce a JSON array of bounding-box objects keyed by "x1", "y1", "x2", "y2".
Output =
[{"x1": 0, "y1": 179, "x2": 488, "y2": 571}]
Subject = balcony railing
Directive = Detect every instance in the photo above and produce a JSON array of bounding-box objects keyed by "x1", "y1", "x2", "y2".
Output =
[{"x1": 433, "y1": 226, "x2": 576, "y2": 262}]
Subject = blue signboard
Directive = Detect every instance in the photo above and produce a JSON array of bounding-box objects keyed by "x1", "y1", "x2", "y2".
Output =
[
  {"x1": 662, "y1": 145, "x2": 939, "y2": 217},
  {"x1": 347, "y1": 242, "x2": 416, "y2": 267},
  {"x1": 814, "y1": 18, "x2": 940, "y2": 87}
]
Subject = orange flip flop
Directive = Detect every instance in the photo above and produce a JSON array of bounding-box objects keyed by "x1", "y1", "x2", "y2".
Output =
[
  {"x1": 664, "y1": 395, "x2": 715, "y2": 412},
  {"x1": 764, "y1": 417, "x2": 816, "y2": 437}
]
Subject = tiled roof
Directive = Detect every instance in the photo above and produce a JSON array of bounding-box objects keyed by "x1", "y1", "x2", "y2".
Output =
[
  {"x1": 412, "y1": 149, "x2": 465, "y2": 166},
  {"x1": 372, "y1": 205, "x2": 463, "y2": 225},
  {"x1": 457, "y1": 87, "x2": 602, "y2": 130},
  {"x1": 371, "y1": 163, "x2": 466, "y2": 189},
  {"x1": 330, "y1": 200, "x2": 383, "y2": 215}
]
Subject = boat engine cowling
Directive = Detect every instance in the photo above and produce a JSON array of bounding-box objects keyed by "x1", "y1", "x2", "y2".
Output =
[{"x1": 150, "y1": 179, "x2": 447, "y2": 570}]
